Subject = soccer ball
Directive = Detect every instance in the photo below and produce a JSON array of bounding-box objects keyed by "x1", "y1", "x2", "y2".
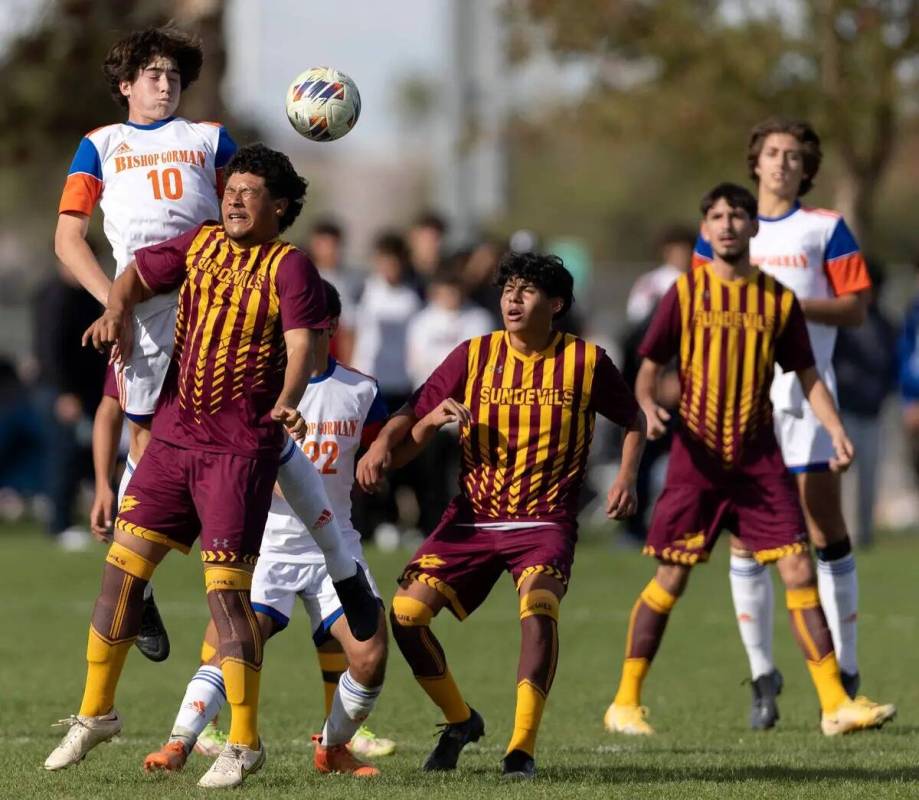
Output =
[{"x1": 285, "y1": 67, "x2": 361, "y2": 142}]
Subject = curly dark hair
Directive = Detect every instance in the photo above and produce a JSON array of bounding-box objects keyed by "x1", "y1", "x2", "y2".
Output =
[
  {"x1": 321, "y1": 279, "x2": 342, "y2": 320},
  {"x1": 747, "y1": 117, "x2": 822, "y2": 197},
  {"x1": 495, "y1": 251, "x2": 574, "y2": 320},
  {"x1": 700, "y1": 182, "x2": 758, "y2": 219},
  {"x1": 103, "y1": 26, "x2": 203, "y2": 110},
  {"x1": 225, "y1": 143, "x2": 308, "y2": 232}
]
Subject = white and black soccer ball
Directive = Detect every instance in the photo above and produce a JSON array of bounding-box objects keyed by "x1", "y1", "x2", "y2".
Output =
[{"x1": 285, "y1": 67, "x2": 361, "y2": 142}]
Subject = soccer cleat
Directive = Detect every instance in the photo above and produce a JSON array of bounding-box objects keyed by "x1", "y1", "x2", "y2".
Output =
[
  {"x1": 314, "y1": 737, "x2": 380, "y2": 777},
  {"x1": 194, "y1": 721, "x2": 228, "y2": 757},
  {"x1": 603, "y1": 703, "x2": 654, "y2": 735},
  {"x1": 422, "y1": 707, "x2": 485, "y2": 771},
  {"x1": 749, "y1": 669, "x2": 783, "y2": 731},
  {"x1": 821, "y1": 696, "x2": 897, "y2": 736},
  {"x1": 197, "y1": 741, "x2": 265, "y2": 788},
  {"x1": 143, "y1": 740, "x2": 188, "y2": 772},
  {"x1": 332, "y1": 562, "x2": 379, "y2": 642},
  {"x1": 841, "y1": 671, "x2": 861, "y2": 700},
  {"x1": 44, "y1": 710, "x2": 122, "y2": 770},
  {"x1": 501, "y1": 749, "x2": 536, "y2": 780},
  {"x1": 135, "y1": 586, "x2": 170, "y2": 662},
  {"x1": 348, "y1": 725, "x2": 396, "y2": 758}
]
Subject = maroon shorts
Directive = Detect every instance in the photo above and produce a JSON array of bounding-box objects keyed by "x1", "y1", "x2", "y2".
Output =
[
  {"x1": 645, "y1": 431, "x2": 807, "y2": 565},
  {"x1": 398, "y1": 498, "x2": 576, "y2": 619},
  {"x1": 115, "y1": 438, "x2": 278, "y2": 563}
]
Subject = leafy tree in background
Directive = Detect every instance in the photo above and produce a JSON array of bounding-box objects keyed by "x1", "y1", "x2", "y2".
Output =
[{"x1": 508, "y1": 0, "x2": 919, "y2": 260}]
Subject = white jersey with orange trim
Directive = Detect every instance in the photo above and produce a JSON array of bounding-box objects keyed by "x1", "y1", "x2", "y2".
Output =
[
  {"x1": 261, "y1": 358, "x2": 389, "y2": 564},
  {"x1": 59, "y1": 116, "x2": 236, "y2": 321}
]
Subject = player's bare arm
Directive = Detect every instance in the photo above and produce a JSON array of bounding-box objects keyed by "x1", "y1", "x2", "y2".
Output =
[
  {"x1": 607, "y1": 408, "x2": 646, "y2": 520},
  {"x1": 82, "y1": 261, "x2": 154, "y2": 361},
  {"x1": 356, "y1": 410, "x2": 416, "y2": 492},
  {"x1": 388, "y1": 398, "x2": 473, "y2": 471},
  {"x1": 635, "y1": 358, "x2": 671, "y2": 440},
  {"x1": 89, "y1": 396, "x2": 122, "y2": 541},
  {"x1": 54, "y1": 212, "x2": 112, "y2": 306},
  {"x1": 271, "y1": 327, "x2": 319, "y2": 440},
  {"x1": 798, "y1": 289, "x2": 869, "y2": 327},
  {"x1": 796, "y1": 365, "x2": 855, "y2": 471}
]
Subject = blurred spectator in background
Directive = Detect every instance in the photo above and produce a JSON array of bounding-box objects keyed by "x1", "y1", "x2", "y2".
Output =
[
  {"x1": 625, "y1": 225, "x2": 696, "y2": 325},
  {"x1": 0, "y1": 358, "x2": 43, "y2": 517},
  {"x1": 307, "y1": 218, "x2": 363, "y2": 363},
  {"x1": 407, "y1": 210, "x2": 448, "y2": 293},
  {"x1": 352, "y1": 231, "x2": 424, "y2": 541},
  {"x1": 32, "y1": 262, "x2": 106, "y2": 549},
  {"x1": 461, "y1": 238, "x2": 503, "y2": 319},
  {"x1": 834, "y1": 263, "x2": 897, "y2": 547},
  {"x1": 616, "y1": 225, "x2": 694, "y2": 543},
  {"x1": 898, "y1": 261, "x2": 919, "y2": 500},
  {"x1": 405, "y1": 265, "x2": 496, "y2": 528}
]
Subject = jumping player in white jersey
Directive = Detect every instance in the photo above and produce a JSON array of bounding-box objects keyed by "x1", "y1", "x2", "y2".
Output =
[
  {"x1": 143, "y1": 282, "x2": 393, "y2": 778},
  {"x1": 693, "y1": 118, "x2": 872, "y2": 729},
  {"x1": 56, "y1": 26, "x2": 234, "y2": 661}
]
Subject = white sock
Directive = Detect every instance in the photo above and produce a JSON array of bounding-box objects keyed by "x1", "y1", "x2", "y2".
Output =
[
  {"x1": 277, "y1": 440, "x2": 356, "y2": 582},
  {"x1": 117, "y1": 456, "x2": 136, "y2": 509},
  {"x1": 168, "y1": 665, "x2": 226, "y2": 748},
  {"x1": 321, "y1": 669, "x2": 382, "y2": 747},
  {"x1": 817, "y1": 553, "x2": 859, "y2": 675},
  {"x1": 729, "y1": 555, "x2": 775, "y2": 680}
]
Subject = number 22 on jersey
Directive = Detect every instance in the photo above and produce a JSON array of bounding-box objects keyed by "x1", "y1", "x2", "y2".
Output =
[
  {"x1": 147, "y1": 167, "x2": 184, "y2": 200},
  {"x1": 303, "y1": 440, "x2": 339, "y2": 474}
]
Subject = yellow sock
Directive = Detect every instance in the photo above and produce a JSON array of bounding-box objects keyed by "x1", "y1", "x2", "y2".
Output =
[
  {"x1": 807, "y1": 653, "x2": 849, "y2": 713},
  {"x1": 317, "y1": 650, "x2": 347, "y2": 716},
  {"x1": 614, "y1": 657, "x2": 650, "y2": 707},
  {"x1": 200, "y1": 639, "x2": 218, "y2": 665},
  {"x1": 506, "y1": 680, "x2": 546, "y2": 756},
  {"x1": 79, "y1": 626, "x2": 133, "y2": 717},
  {"x1": 222, "y1": 658, "x2": 262, "y2": 749},
  {"x1": 417, "y1": 669, "x2": 470, "y2": 724}
]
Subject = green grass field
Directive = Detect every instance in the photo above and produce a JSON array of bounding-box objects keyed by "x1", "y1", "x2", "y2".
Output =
[{"x1": 2, "y1": 522, "x2": 918, "y2": 799}]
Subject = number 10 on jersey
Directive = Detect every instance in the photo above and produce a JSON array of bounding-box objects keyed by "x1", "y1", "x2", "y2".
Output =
[{"x1": 147, "y1": 167, "x2": 184, "y2": 200}]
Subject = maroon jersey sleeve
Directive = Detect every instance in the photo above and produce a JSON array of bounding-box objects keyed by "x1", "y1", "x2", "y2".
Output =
[
  {"x1": 408, "y1": 341, "x2": 470, "y2": 418},
  {"x1": 134, "y1": 224, "x2": 204, "y2": 293},
  {"x1": 637, "y1": 284, "x2": 681, "y2": 364},
  {"x1": 275, "y1": 250, "x2": 328, "y2": 331},
  {"x1": 775, "y1": 295, "x2": 816, "y2": 372},
  {"x1": 589, "y1": 350, "x2": 640, "y2": 426}
]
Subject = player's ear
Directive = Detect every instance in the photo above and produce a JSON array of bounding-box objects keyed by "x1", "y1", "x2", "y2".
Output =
[
  {"x1": 119, "y1": 80, "x2": 132, "y2": 100},
  {"x1": 698, "y1": 219, "x2": 711, "y2": 243},
  {"x1": 274, "y1": 198, "x2": 289, "y2": 218},
  {"x1": 550, "y1": 296, "x2": 563, "y2": 316},
  {"x1": 750, "y1": 218, "x2": 760, "y2": 238}
]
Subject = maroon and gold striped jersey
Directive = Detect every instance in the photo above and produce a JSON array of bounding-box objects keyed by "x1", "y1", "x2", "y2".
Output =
[
  {"x1": 639, "y1": 263, "x2": 814, "y2": 466},
  {"x1": 410, "y1": 331, "x2": 639, "y2": 521},
  {"x1": 135, "y1": 222, "x2": 327, "y2": 457}
]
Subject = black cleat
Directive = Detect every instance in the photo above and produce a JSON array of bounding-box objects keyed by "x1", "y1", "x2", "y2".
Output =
[
  {"x1": 332, "y1": 562, "x2": 379, "y2": 642},
  {"x1": 841, "y1": 671, "x2": 861, "y2": 699},
  {"x1": 135, "y1": 586, "x2": 170, "y2": 662},
  {"x1": 501, "y1": 749, "x2": 535, "y2": 780},
  {"x1": 749, "y1": 669, "x2": 783, "y2": 730},
  {"x1": 422, "y1": 707, "x2": 485, "y2": 771}
]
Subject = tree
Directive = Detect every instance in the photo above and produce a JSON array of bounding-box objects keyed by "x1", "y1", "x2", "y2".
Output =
[{"x1": 510, "y1": 0, "x2": 919, "y2": 253}]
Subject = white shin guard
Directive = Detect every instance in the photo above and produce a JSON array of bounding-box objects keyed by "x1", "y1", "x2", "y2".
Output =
[
  {"x1": 321, "y1": 669, "x2": 382, "y2": 747},
  {"x1": 277, "y1": 441, "x2": 356, "y2": 582},
  {"x1": 729, "y1": 555, "x2": 775, "y2": 680},
  {"x1": 169, "y1": 665, "x2": 227, "y2": 747}
]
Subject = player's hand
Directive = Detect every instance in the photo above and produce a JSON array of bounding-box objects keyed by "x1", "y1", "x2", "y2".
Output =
[
  {"x1": 83, "y1": 309, "x2": 133, "y2": 364},
  {"x1": 606, "y1": 476, "x2": 638, "y2": 520},
  {"x1": 357, "y1": 441, "x2": 392, "y2": 493},
  {"x1": 829, "y1": 427, "x2": 855, "y2": 473},
  {"x1": 425, "y1": 398, "x2": 473, "y2": 431},
  {"x1": 89, "y1": 486, "x2": 115, "y2": 542},
  {"x1": 272, "y1": 406, "x2": 306, "y2": 439},
  {"x1": 640, "y1": 402, "x2": 670, "y2": 440}
]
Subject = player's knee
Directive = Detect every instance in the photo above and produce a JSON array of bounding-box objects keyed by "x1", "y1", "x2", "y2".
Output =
[
  {"x1": 519, "y1": 588, "x2": 560, "y2": 624},
  {"x1": 91, "y1": 543, "x2": 155, "y2": 643},
  {"x1": 776, "y1": 551, "x2": 816, "y2": 590},
  {"x1": 655, "y1": 563, "x2": 689, "y2": 597},
  {"x1": 346, "y1": 622, "x2": 388, "y2": 686},
  {"x1": 814, "y1": 537, "x2": 852, "y2": 563},
  {"x1": 390, "y1": 595, "x2": 434, "y2": 630}
]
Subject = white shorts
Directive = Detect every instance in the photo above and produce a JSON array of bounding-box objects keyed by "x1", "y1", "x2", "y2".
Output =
[
  {"x1": 116, "y1": 304, "x2": 177, "y2": 419},
  {"x1": 251, "y1": 556, "x2": 381, "y2": 644},
  {"x1": 774, "y1": 405, "x2": 835, "y2": 473}
]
